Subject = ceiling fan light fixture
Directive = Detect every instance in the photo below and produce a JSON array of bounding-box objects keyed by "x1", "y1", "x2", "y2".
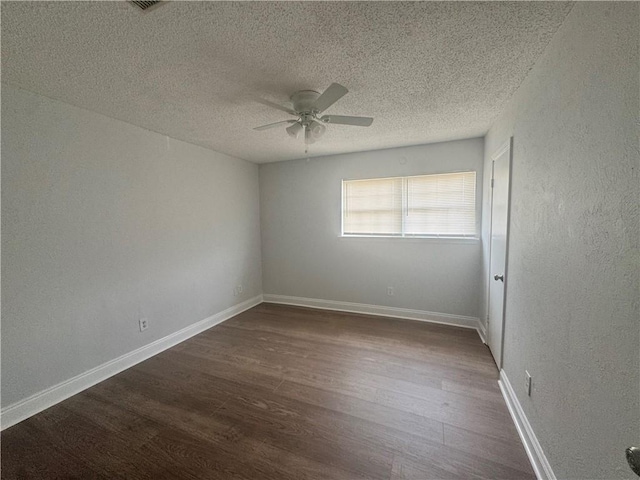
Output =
[
  {"x1": 286, "y1": 122, "x2": 303, "y2": 139},
  {"x1": 304, "y1": 125, "x2": 316, "y2": 145},
  {"x1": 309, "y1": 120, "x2": 326, "y2": 139}
]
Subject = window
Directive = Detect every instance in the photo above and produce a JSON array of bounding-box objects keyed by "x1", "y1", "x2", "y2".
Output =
[{"x1": 342, "y1": 171, "x2": 477, "y2": 238}]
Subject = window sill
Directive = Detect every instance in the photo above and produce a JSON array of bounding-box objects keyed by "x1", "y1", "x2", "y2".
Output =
[{"x1": 339, "y1": 234, "x2": 480, "y2": 244}]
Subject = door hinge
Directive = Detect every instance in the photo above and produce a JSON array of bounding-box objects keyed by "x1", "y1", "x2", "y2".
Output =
[{"x1": 491, "y1": 178, "x2": 494, "y2": 188}]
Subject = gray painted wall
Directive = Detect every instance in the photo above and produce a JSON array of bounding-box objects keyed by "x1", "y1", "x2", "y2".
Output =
[
  {"x1": 482, "y1": 3, "x2": 639, "y2": 479},
  {"x1": 1, "y1": 85, "x2": 263, "y2": 406},
  {"x1": 260, "y1": 138, "x2": 484, "y2": 319}
]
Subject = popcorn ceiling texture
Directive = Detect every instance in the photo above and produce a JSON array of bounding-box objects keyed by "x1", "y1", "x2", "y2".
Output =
[{"x1": 1, "y1": 1, "x2": 573, "y2": 163}]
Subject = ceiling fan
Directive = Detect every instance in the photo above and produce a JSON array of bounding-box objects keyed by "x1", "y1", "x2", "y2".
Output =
[{"x1": 253, "y1": 83, "x2": 373, "y2": 145}]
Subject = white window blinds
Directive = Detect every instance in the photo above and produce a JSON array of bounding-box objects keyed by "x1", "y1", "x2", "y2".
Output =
[
  {"x1": 342, "y1": 176, "x2": 403, "y2": 236},
  {"x1": 342, "y1": 171, "x2": 476, "y2": 237},
  {"x1": 405, "y1": 172, "x2": 476, "y2": 236}
]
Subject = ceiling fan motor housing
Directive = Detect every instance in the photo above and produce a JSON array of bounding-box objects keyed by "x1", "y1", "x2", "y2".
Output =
[{"x1": 290, "y1": 90, "x2": 321, "y2": 114}]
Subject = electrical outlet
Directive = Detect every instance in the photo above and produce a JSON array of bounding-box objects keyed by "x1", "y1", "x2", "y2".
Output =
[
  {"x1": 233, "y1": 285, "x2": 243, "y2": 296},
  {"x1": 387, "y1": 286, "x2": 395, "y2": 296},
  {"x1": 139, "y1": 318, "x2": 148, "y2": 332},
  {"x1": 525, "y1": 370, "x2": 532, "y2": 396}
]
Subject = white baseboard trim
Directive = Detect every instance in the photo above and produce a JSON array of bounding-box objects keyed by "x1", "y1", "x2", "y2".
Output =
[
  {"x1": 498, "y1": 369, "x2": 556, "y2": 480},
  {"x1": 1, "y1": 295, "x2": 263, "y2": 431},
  {"x1": 477, "y1": 320, "x2": 487, "y2": 344},
  {"x1": 263, "y1": 294, "x2": 484, "y2": 339}
]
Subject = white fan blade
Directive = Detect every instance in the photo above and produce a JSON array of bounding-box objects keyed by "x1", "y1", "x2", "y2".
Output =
[
  {"x1": 312, "y1": 83, "x2": 348, "y2": 113},
  {"x1": 320, "y1": 115, "x2": 373, "y2": 127},
  {"x1": 255, "y1": 98, "x2": 297, "y2": 116},
  {"x1": 253, "y1": 120, "x2": 296, "y2": 131}
]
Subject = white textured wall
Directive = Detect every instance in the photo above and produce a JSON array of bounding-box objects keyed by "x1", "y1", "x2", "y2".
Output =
[
  {"x1": 482, "y1": 3, "x2": 639, "y2": 479},
  {"x1": 1, "y1": 85, "x2": 262, "y2": 407},
  {"x1": 260, "y1": 138, "x2": 484, "y2": 319}
]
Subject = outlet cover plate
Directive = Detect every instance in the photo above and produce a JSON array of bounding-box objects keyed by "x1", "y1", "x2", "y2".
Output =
[{"x1": 139, "y1": 318, "x2": 148, "y2": 332}]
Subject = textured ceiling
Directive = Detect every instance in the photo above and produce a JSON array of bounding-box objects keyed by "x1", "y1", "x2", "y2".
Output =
[{"x1": 1, "y1": 1, "x2": 573, "y2": 163}]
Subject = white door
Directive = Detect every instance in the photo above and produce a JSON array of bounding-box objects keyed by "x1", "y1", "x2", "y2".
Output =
[{"x1": 488, "y1": 138, "x2": 512, "y2": 368}]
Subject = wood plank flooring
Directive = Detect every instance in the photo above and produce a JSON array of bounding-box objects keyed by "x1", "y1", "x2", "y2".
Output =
[{"x1": 1, "y1": 304, "x2": 535, "y2": 479}]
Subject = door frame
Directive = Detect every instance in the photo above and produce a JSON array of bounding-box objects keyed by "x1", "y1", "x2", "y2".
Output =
[{"x1": 486, "y1": 137, "x2": 514, "y2": 369}]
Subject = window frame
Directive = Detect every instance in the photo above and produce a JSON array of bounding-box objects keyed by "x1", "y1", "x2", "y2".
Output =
[{"x1": 341, "y1": 170, "x2": 479, "y2": 240}]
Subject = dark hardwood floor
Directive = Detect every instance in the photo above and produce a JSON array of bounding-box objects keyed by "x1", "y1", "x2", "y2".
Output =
[{"x1": 1, "y1": 303, "x2": 535, "y2": 479}]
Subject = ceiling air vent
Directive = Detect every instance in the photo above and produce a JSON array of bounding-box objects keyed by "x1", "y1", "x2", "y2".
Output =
[{"x1": 129, "y1": 1, "x2": 163, "y2": 12}]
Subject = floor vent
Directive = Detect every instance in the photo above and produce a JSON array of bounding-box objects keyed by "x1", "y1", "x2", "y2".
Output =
[{"x1": 129, "y1": 1, "x2": 163, "y2": 12}]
